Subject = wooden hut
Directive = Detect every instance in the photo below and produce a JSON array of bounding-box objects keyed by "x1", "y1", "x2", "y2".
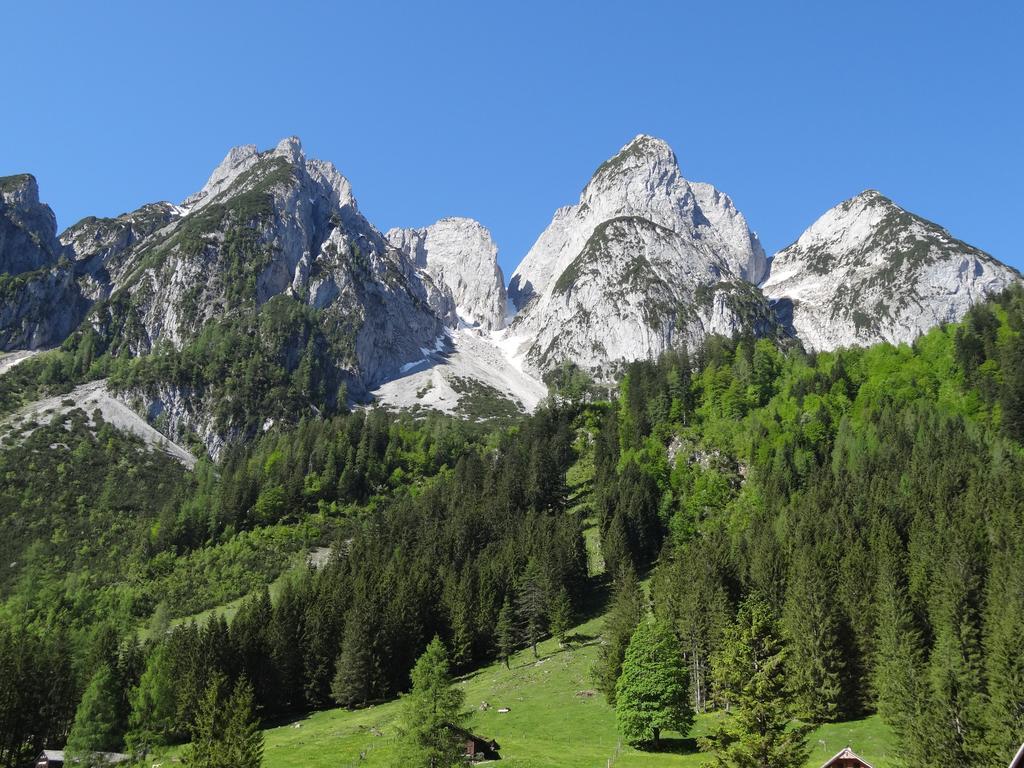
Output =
[
  {"x1": 446, "y1": 725, "x2": 501, "y2": 761},
  {"x1": 819, "y1": 747, "x2": 873, "y2": 768}
]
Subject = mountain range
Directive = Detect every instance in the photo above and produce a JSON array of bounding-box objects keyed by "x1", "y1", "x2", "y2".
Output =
[{"x1": 1, "y1": 135, "x2": 1018, "y2": 453}]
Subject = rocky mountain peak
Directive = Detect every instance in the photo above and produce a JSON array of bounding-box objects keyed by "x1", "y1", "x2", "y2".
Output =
[
  {"x1": 588, "y1": 134, "x2": 679, "y2": 189},
  {"x1": 272, "y1": 135, "x2": 304, "y2": 164},
  {"x1": 1, "y1": 173, "x2": 43, "y2": 210},
  {"x1": 508, "y1": 135, "x2": 767, "y2": 309},
  {"x1": 0, "y1": 173, "x2": 61, "y2": 274},
  {"x1": 763, "y1": 191, "x2": 1020, "y2": 350},
  {"x1": 386, "y1": 217, "x2": 507, "y2": 330}
]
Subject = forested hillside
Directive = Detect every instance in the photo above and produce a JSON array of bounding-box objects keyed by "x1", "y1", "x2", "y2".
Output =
[{"x1": 3, "y1": 288, "x2": 1024, "y2": 767}]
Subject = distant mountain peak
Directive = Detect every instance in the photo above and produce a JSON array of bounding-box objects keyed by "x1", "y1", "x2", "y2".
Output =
[
  {"x1": 763, "y1": 191, "x2": 1019, "y2": 350},
  {"x1": 590, "y1": 134, "x2": 678, "y2": 181}
]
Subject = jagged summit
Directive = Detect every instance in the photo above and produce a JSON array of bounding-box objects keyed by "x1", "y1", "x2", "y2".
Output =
[
  {"x1": 386, "y1": 217, "x2": 507, "y2": 331},
  {"x1": 182, "y1": 136, "x2": 356, "y2": 215},
  {"x1": 589, "y1": 134, "x2": 679, "y2": 185},
  {"x1": 763, "y1": 191, "x2": 1020, "y2": 350},
  {"x1": 505, "y1": 134, "x2": 773, "y2": 375},
  {"x1": 508, "y1": 134, "x2": 767, "y2": 310},
  {"x1": 1, "y1": 136, "x2": 1020, "y2": 436}
]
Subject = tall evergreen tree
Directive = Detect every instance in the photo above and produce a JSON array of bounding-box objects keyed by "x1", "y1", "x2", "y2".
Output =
[
  {"x1": 517, "y1": 558, "x2": 547, "y2": 658},
  {"x1": 183, "y1": 676, "x2": 263, "y2": 768},
  {"x1": 983, "y1": 533, "x2": 1024, "y2": 764},
  {"x1": 782, "y1": 547, "x2": 847, "y2": 722},
  {"x1": 700, "y1": 596, "x2": 811, "y2": 768},
  {"x1": 593, "y1": 566, "x2": 645, "y2": 705},
  {"x1": 65, "y1": 664, "x2": 123, "y2": 764},
  {"x1": 331, "y1": 604, "x2": 377, "y2": 708},
  {"x1": 396, "y1": 637, "x2": 466, "y2": 768},
  {"x1": 919, "y1": 518, "x2": 987, "y2": 767},
  {"x1": 870, "y1": 521, "x2": 929, "y2": 765},
  {"x1": 495, "y1": 597, "x2": 516, "y2": 669},
  {"x1": 548, "y1": 587, "x2": 574, "y2": 645}
]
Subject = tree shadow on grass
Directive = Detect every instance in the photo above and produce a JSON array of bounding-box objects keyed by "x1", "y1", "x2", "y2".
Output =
[{"x1": 636, "y1": 736, "x2": 699, "y2": 754}]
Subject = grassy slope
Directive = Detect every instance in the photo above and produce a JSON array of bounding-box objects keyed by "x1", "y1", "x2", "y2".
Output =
[{"x1": 247, "y1": 615, "x2": 894, "y2": 768}]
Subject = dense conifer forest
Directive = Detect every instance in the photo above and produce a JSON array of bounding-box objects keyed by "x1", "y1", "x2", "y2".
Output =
[{"x1": 4, "y1": 287, "x2": 1024, "y2": 767}]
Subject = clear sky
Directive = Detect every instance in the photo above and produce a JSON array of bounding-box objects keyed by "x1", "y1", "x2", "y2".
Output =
[{"x1": 3, "y1": 1, "x2": 1021, "y2": 278}]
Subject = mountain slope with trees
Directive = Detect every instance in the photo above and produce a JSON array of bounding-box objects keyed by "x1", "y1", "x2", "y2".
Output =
[{"x1": 3, "y1": 286, "x2": 1024, "y2": 766}]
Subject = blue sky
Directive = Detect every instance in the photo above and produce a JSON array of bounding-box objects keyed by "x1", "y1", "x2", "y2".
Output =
[{"x1": 3, "y1": 1, "x2": 1021, "y2": 277}]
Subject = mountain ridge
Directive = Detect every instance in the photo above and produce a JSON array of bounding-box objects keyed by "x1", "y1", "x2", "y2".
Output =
[{"x1": 0, "y1": 134, "x2": 1018, "y2": 447}]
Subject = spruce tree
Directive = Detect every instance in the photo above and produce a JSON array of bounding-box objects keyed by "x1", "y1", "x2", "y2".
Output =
[
  {"x1": 331, "y1": 605, "x2": 376, "y2": 708},
  {"x1": 221, "y1": 680, "x2": 264, "y2": 768},
  {"x1": 920, "y1": 519, "x2": 987, "y2": 766},
  {"x1": 615, "y1": 620, "x2": 693, "y2": 749},
  {"x1": 66, "y1": 664, "x2": 123, "y2": 764},
  {"x1": 983, "y1": 536, "x2": 1024, "y2": 764},
  {"x1": 396, "y1": 637, "x2": 466, "y2": 768},
  {"x1": 593, "y1": 565, "x2": 645, "y2": 705},
  {"x1": 548, "y1": 587, "x2": 574, "y2": 646},
  {"x1": 127, "y1": 642, "x2": 177, "y2": 750},
  {"x1": 870, "y1": 521, "x2": 929, "y2": 765},
  {"x1": 517, "y1": 558, "x2": 547, "y2": 658},
  {"x1": 782, "y1": 547, "x2": 846, "y2": 722},
  {"x1": 183, "y1": 675, "x2": 263, "y2": 768},
  {"x1": 699, "y1": 596, "x2": 811, "y2": 768},
  {"x1": 496, "y1": 596, "x2": 516, "y2": 669}
]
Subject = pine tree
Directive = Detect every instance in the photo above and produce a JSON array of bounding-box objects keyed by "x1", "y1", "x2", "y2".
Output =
[
  {"x1": 782, "y1": 547, "x2": 846, "y2": 722},
  {"x1": 331, "y1": 604, "x2": 377, "y2": 708},
  {"x1": 548, "y1": 587, "x2": 574, "y2": 646},
  {"x1": 221, "y1": 680, "x2": 264, "y2": 768},
  {"x1": 699, "y1": 596, "x2": 811, "y2": 768},
  {"x1": 983, "y1": 535, "x2": 1024, "y2": 764},
  {"x1": 182, "y1": 675, "x2": 224, "y2": 768},
  {"x1": 517, "y1": 558, "x2": 547, "y2": 658},
  {"x1": 496, "y1": 597, "x2": 516, "y2": 669},
  {"x1": 127, "y1": 639, "x2": 179, "y2": 749},
  {"x1": 615, "y1": 620, "x2": 693, "y2": 749},
  {"x1": 268, "y1": 577, "x2": 308, "y2": 714},
  {"x1": 593, "y1": 565, "x2": 645, "y2": 705},
  {"x1": 230, "y1": 588, "x2": 275, "y2": 714},
  {"x1": 66, "y1": 664, "x2": 123, "y2": 764},
  {"x1": 870, "y1": 521, "x2": 929, "y2": 765},
  {"x1": 396, "y1": 637, "x2": 466, "y2": 768},
  {"x1": 183, "y1": 675, "x2": 263, "y2": 768},
  {"x1": 919, "y1": 518, "x2": 987, "y2": 766}
]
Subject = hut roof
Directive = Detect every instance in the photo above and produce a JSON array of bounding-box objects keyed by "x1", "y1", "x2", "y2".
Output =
[{"x1": 820, "y1": 747, "x2": 874, "y2": 768}]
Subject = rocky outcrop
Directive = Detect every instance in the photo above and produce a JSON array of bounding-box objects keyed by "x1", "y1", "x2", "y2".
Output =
[
  {"x1": 387, "y1": 217, "x2": 507, "y2": 330},
  {"x1": 507, "y1": 136, "x2": 778, "y2": 375},
  {"x1": 0, "y1": 175, "x2": 88, "y2": 349},
  {"x1": 761, "y1": 190, "x2": 1021, "y2": 350},
  {"x1": 0, "y1": 174, "x2": 62, "y2": 274}
]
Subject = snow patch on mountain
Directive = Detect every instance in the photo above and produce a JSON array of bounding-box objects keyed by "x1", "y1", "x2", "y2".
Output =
[{"x1": 371, "y1": 327, "x2": 547, "y2": 416}]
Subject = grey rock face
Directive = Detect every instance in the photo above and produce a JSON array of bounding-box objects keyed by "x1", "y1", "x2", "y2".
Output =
[
  {"x1": 507, "y1": 136, "x2": 777, "y2": 375},
  {"x1": 0, "y1": 174, "x2": 87, "y2": 349},
  {"x1": 508, "y1": 135, "x2": 768, "y2": 310},
  {"x1": 0, "y1": 174, "x2": 62, "y2": 274},
  {"x1": 74, "y1": 138, "x2": 454, "y2": 449},
  {"x1": 387, "y1": 217, "x2": 507, "y2": 330},
  {"x1": 761, "y1": 191, "x2": 1021, "y2": 350}
]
